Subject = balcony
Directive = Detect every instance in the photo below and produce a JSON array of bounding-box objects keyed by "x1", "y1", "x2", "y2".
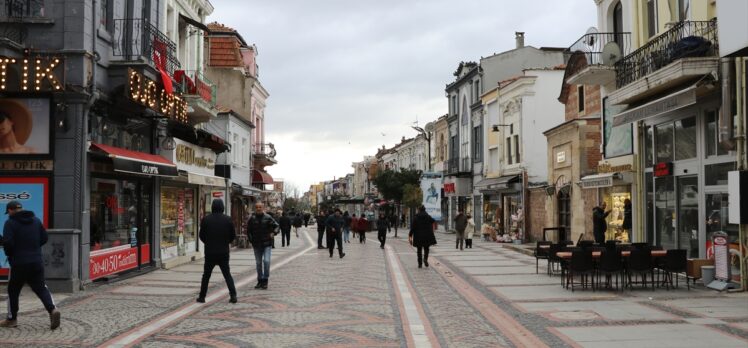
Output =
[
  {"x1": 253, "y1": 143, "x2": 278, "y2": 168},
  {"x1": 112, "y1": 18, "x2": 180, "y2": 76},
  {"x1": 611, "y1": 20, "x2": 718, "y2": 105},
  {"x1": 0, "y1": 0, "x2": 51, "y2": 46},
  {"x1": 176, "y1": 70, "x2": 218, "y2": 122},
  {"x1": 461, "y1": 156, "x2": 472, "y2": 172},
  {"x1": 563, "y1": 32, "x2": 631, "y2": 86},
  {"x1": 446, "y1": 157, "x2": 459, "y2": 175}
]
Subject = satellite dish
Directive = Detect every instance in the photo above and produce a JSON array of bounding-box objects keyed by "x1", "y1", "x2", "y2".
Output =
[
  {"x1": 602, "y1": 42, "x2": 622, "y2": 66},
  {"x1": 583, "y1": 27, "x2": 599, "y2": 46}
]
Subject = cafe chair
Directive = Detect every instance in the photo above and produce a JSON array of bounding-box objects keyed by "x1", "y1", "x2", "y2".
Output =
[
  {"x1": 577, "y1": 240, "x2": 595, "y2": 249},
  {"x1": 534, "y1": 241, "x2": 552, "y2": 274},
  {"x1": 566, "y1": 250, "x2": 595, "y2": 292},
  {"x1": 632, "y1": 242, "x2": 650, "y2": 250},
  {"x1": 660, "y1": 249, "x2": 689, "y2": 290},
  {"x1": 597, "y1": 249, "x2": 624, "y2": 291},
  {"x1": 627, "y1": 249, "x2": 655, "y2": 291},
  {"x1": 547, "y1": 243, "x2": 566, "y2": 277}
]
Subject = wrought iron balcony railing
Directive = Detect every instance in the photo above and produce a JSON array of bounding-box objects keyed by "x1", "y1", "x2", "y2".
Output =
[
  {"x1": 461, "y1": 157, "x2": 472, "y2": 172},
  {"x1": 175, "y1": 70, "x2": 217, "y2": 107},
  {"x1": 254, "y1": 143, "x2": 277, "y2": 159},
  {"x1": 446, "y1": 157, "x2": 459, "y2": 174},
  {"x1": 112, "y1": 18, "x2": 180, "y2": 76},
  {"x1": 615, "y1": 19, "x2": 718, "y2": 88},
  {"x1": 0, "y1": 0, "x2": 44, "y2": 18},
  {"x1": 564, "y1": 32, "x2": 631, "y2": 66}
]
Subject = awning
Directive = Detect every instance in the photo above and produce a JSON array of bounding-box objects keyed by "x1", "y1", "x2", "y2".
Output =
[
  {"x1": 252, "y1": 169, "x2": 274, "y2": 185},
  {"x1": 187, "y1": 172, "x2": 225, "y2": 187},
  {"x1": 612, "y1": 84, "x2": 697, "y2": 126},
  {"x1": 179, "y1": 14, "x2": 210, "y2": 32},
  {"x1": 475, "y1": 175, "x2": 520, "y2": 191},
  {"x1": 90, "y1": 143, "x2": 178, "y2": 177},
  {"x1": 580, "y1": 173, "x2": 620, "y2": 189}
]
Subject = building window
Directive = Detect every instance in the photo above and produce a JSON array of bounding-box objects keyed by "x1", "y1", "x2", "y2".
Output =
[
  {"x1": 647, "y1": 0, "x2": 658, "y2": 38},
  {"x1": 474, "y1": 80, "x2": 480, "y2": 102},
  {"x1": 506, "y1": 137, "x2": 513, "y2": 165},
  {"x1": 461, "y1": 96, "x2": 468, "y2": 124},
  {"x1": 644, "y1": 124, "x2": 654, "y2": 167},
  {"x1": 472, "y1": 125, "x2": 482, "y2": 162},
  {"x1": 242, "y1": 138, "x2": 248, "y2": 166},
  {"x1": 233, "y1": 134, "x2": 239, "y2": 163},
  {"x1": 451, "y1": 95, "x2": 457, "y2": 115},
  {"x1": 674, "y1": 117, "x2": 696, "y2": 160},
  {"x1": 557, "y1": 190, "x2": 571, "y2": 232},
  {"x1": 513, "y1": 135, "x2": 520, "y2": 163},
  {"x1": 675, "y1": 0, "x2": 690, "y2": 21},
  {"x1": 488, "y1": 148, "x2": 498, "y2": 172},
  {"x1": 655, "y1": 122, "x2": 673, "y2": 163},
  {"x1": 613, "y1": 1, "x2": 624, "y2": 44},
  {"x1": 577, "y1": 85, "x2": 585, "y2": 113}
]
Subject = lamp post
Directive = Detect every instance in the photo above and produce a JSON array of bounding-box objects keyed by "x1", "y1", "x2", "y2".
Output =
[{"x1": 411, "y1": 126, "x2": 431, "y2": 172}]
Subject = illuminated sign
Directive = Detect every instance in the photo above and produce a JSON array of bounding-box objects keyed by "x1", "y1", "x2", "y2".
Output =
[
  {"x1": 654, "y1": 162, "x2": 673, "y2": 177},
  {"x1": 126, "y1": 69, "x2": 188, "y2": 123},
  {"x1": 0, "y1": 56, "x2": 63, "y2": 92}
]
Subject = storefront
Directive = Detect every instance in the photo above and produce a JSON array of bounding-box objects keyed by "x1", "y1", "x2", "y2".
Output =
[
  {"x1": 443, "y1": 176, "x2": 471, "y2": 231},
  {"x1": 580, "y1": 169, "x2": 634, "y2": 242},
  {"x1": 475, "y1": 175, "x2": 520, "y2": 239}
]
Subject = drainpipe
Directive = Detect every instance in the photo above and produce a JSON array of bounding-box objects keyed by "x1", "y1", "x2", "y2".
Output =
[{"x1": 736, "y1": 57, "x2": 747, "y2": 291}]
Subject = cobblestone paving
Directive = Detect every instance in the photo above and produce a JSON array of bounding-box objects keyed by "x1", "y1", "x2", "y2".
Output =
[{"x1": 139, "y1": 236, "x2": 406, "y2": 348}]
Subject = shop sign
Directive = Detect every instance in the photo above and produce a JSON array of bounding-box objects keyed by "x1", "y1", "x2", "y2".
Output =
[
  {"x1": 126, "y1": 68, "x2": 188, "y2": 124},
  {"x1": 597, "y1": 162, "x2": 633, "y2": 174},
  {"x1": 112, "y1": 157, "x2": 178, "y2": 177},
  {"x1": 581, "y1": 176, "x2": 613, "y2": 189},
  {"x1": 0, "y1": 56, "x2": 63, "y2": 92},
  {"x1": 0, "y1": 160, "x2": 53, "y2": 171},
  {"x1": 187, "y1": 172, "x2": 224, "y2": 187},
  {"x1": 162, "y1": 138, "x2": 216, "y2": 177},
  {"x1": 711, "y1": 232, "x2": 730, "y2": 281},
  {"x1": 89, "y1": 244, "x2": 150, "y2": 280},
  {"x1": 654, "y1": 162, "x2": 673, "y2": 177},
  {"x1": 612, "y1": 86, "x2": 697, "y2": 127},
  {"x1": 177, "y1": 190, "x2": 185, "y2": 233},
  {"x1": 443, "y1": 183, "x2": 455, "y2": 194},
  {"x1": 556, "y1": 151, "x2": 566, "y2": 163}
]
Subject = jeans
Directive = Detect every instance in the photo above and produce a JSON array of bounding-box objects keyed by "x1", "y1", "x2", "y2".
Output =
[
  {"x1": 327, "y1": 231, "x2": 344, "y2": 257},
  {"x1": 253, "y1": 246, "x2": 272, "y2": 281},
  {"x1": 343, "y1": 226, "x2": 350, "y2": 242},
  {"x1": 281, "y1": 229, "x2": 291, "y2": 247},
  {"x1": 199, "y1": 254, "x2": 237, "y2": 299},
  {"x1": 378, "y1": 230, "x2": 387, "y2": 248},
  {"x1": 6, "y1": 262, "x2": 56, "y2": 320}
]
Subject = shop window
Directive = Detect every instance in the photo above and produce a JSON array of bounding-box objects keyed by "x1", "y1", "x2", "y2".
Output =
[
  {"x1": 601, "y1": 187, "x2": 631, "y2": 242},
  {"x1": 90, "y1": 179, "x2": 151, "y2": 252},
  {"x1": 655, "y1": 123, "x2": 673, "y2": 163},
  {"x1": 644, "y1": 124, "x2": 654, "y2": 167},
  {"x1": 674, "y1": 117, "x2": 696, "y2": 160},
  {"x1": 705, "y1": 108, "x2": 734, "y2": 157},
  {"x1": 645, "y1": 172, "x2": 654, "y2": 244},
  {"x1": 705, "y1": 162, "x2": 736, "y2": 186},
  {"x1": 677, "y1": 176, "x2": 699, "y2": 257},
  {"x1": 655, "y1": 176, "x2": 676, "y2": 249},
  {"x1": 160, "y1": 186, "x2": 197, "y2": 259},
  {"x1": 557, "y1": 191, "x2": 570, "y2": 233}
]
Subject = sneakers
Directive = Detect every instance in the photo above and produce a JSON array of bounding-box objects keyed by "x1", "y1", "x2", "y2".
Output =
[
  {"x1": 0, "y1": 319, "x2": 17, "y2": 328},
  {"x1": 49, "y1": 309, "x2": 60, "y2": 330},
  {"x1": 196, "y1": 297, "x2": 206, "y2": 303},
  {"x1": 229, "y1": 296, "x2": 238, "y2": 304}
]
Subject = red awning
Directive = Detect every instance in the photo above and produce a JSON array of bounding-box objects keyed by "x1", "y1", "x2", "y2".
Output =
[
  {"x1": 252, "y1": 169, "x2": 273, "y2": 185},
  {"x1": 90, "y1": 143, "x2": 178, "y2": 177}
]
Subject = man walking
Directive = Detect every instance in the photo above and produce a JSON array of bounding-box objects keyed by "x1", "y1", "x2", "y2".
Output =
[
  {"x1": 292, "y1": 213, "x2": 303, "y2": 238},
  {"x1": 342, "y1": 211, "x2": 352, "y2": 243},
  {"x1": 315, "y1": 210, "x2": 327, "y2": 249},
  {"x1": 454, "y1": 209, "x2": 468, "y2": 250},
  {"x1": 247, "y1": 203, "x2": 278, "y2": 289},
  {"x1": 278, "y1": 211, "x2": 292, "y2": 247},
  {"x1": 325, "y1": 209, "x2": 346, "y2": 259},
  {"x1": 376, "y1": 212, "x2": 388, "y2": 249},
  {"x1": 409, "y1": 206, "x2": 437, "y2": 268},
  {"x1": 303, "y1": 212, "x2": 311, "y2": 228},
  {"x1": 0, "y1": 201, "x2": 60, "y2": 330},
  {"x1": 197, "y1": 199, "x2": 238, "y2": 304},
  {"x1": 592, "y1": 202, "x2": 611, "y2": 244}
]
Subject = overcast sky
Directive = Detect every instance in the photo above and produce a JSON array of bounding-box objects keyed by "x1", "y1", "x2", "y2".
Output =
[{"x1": 208, "y1": 0, "x2": 596, "y2": 194}]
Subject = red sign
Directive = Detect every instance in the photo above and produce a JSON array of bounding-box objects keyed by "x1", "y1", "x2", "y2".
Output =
[
  {"x1": 177, "y1": 190, "x2": 185, "y2": 233},
  {"x1": 443, "y1": 183, "x2": 455, "y2": 194},
  {"x1": 89, "y1": 244, "x2": 150, "y2": 280},
  {"x1": 654, "y1": 162, "x2": 673, "y2": 177}
]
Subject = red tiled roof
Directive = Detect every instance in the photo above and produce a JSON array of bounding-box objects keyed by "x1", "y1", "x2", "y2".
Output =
[{"x1": 209, "y1": 36, "x2": 243, "y2": 67}]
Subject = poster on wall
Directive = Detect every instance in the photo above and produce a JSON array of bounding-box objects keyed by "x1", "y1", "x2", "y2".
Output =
[
  {"x1": 0, "y1": 98, "x2": 50, "y2": 155},
  {"x1": 421, "y1": 172, "x2": 442, "y2": 221},
  {"x1": 603, "y1": 97, "x2": 633, "y2": 158},
  {"x1": 0, "y1": 177, "x2": 49, "y2": 279}
]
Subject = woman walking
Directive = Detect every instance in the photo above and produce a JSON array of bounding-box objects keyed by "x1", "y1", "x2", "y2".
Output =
[
  {"x1": 465, "y1": 214, "x2": 475, "y2": 249},
  {"x1": 357, "y1": 215, "x2": 368, "y2": 243},
  {"x1": 409, "y1": 206, "x2": 437, "y2": 268}
]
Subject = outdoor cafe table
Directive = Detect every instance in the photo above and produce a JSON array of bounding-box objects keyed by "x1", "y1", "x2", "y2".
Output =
[{"x1": 555, "y1": 250, "x2": 667, "y2": 259}]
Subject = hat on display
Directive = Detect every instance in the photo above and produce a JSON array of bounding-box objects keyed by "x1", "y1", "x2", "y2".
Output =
[{"x1": 0, "y1": 99, "x2": 33, "y2": 145}]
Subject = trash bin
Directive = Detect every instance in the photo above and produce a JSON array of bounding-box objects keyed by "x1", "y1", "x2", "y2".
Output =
[{"x1": 701, "y1": 265, "x2": 715, "y2": 285}]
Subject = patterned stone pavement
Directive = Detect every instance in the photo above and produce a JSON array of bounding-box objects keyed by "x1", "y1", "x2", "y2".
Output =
[{"x1": 0, "y1": 227, "x2": 745, "y2": 348}]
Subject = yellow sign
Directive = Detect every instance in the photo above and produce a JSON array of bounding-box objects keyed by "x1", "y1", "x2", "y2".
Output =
[
  {"x1": 127, "y1": 69, "x2": 188, "y2": 123},
  {"x1": 175, "y1": 143, "x2": 214, "y2": 169},
  {"x1": 597, "y1": 162, "x2": 633, "y2": 174}
]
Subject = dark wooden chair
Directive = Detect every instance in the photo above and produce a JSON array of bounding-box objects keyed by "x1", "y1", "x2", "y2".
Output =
[
  {"x1": 534, "y1": 241, "x2": 552, "y2": 274},
  {"x1": 567, "y1": 250, "x2": 595, "y2": 291},
  {"x1": 627, "y1": 249, "x2": 655, "y2": 290},
  {"x1": 598, "y1": 249, "x2": 624, "y2": 291},
  {"x1": 660, "y1": 249, "x2": 689, "y2": 290}
]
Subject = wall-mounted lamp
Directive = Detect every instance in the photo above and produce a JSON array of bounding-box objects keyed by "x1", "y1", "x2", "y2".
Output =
[{"x1": 55, "y1": 102, "x2": 68, "y2": 131}]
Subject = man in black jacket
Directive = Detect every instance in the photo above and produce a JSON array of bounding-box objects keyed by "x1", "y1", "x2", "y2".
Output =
[
  {"x1": 376, "y1": 212, "x2": 388, "y2": 249},
  {"x1": 409, "y1": 206, "x2": 437, "y2": 268},
  {"x1": 278, "y1": 212, "x2": 292, "y2": 247},
  {"x1": 247, "y1": 202, "x2": 278, "y2": 289},
  {"x1": 592, "y1": 202, "x2": 611, "y2": 244},
  {"x1": 197, "y1": 199, "x2": 238, "y2": 304},
  {"x1": 325, "y1": 209, "x2": 346, "y2": 258},
  {"x1": 315, "y1": 211, "x2": 327, "y2": 249},
  {"x1": 1, "y1": 201, "x2": 60, "y2": 330}
]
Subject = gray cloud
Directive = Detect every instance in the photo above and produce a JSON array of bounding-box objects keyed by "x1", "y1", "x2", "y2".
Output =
[{"x1": 209, "y1": 0, "x2": 596, "y2": 190}]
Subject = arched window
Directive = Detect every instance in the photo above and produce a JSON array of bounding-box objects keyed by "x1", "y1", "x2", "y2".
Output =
[
  {"x1": 613, "y1": 1, "x2": 623, "y2": 45},
  {"x1": 557, "y1": 190, "x2": 571, "y2": 235}
]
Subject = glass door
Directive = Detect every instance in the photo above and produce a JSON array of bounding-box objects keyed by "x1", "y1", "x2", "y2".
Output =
[
  {"x1": 137, "y1": 181, "x2": 152, "y2": 267},
  {"x1": 654, "y1": 176, "x2": 676, "y2": 249},
  {"x1": 677, "y1": 176, "x2": 699, "y2": 257}
]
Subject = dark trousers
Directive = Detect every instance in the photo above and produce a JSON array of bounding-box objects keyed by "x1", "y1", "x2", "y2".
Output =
[
  {"x1": 327, "y1": 232, "x2": 343, "y2": 256},
  {"x1": 378, "y1": 230, "x2": 387, "y2": 248},
  {"x1": 416, "y1": 246, "x2": 430, "y2": 266},
  {"x1": 359, "y1": 231, "x2": 366, "y2": 243},
  {"x1": 594, "y1": 231, "x2": 605, "y2": 244},
  {"x1": 281, "y1": 229, "x2": 291, "y2": 247},
  {"x1": 466, "y1": 239, "x2": 473, "y2": 248},
  {"x1": 7, "y1": 262, "x2": 56, "y2": 320},
  {"x1": 317, "y1": 228, "x2": 325, "y2": 248},
  {"x1": 199, "y1": 254, "x2": 237, "y2": 299}
]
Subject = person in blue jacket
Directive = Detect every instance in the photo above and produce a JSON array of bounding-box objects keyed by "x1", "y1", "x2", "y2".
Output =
[{"x1": 0, "y1": 200, "x2": 60, "y2": 330}]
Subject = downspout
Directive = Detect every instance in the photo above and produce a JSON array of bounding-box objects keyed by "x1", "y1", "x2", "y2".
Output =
[
  {"x1": 80, "y1": 0, "x2": 101, "y2": 290},
  {"x1": 736, "y1": 57, "x2": 747, "y2": 291}
]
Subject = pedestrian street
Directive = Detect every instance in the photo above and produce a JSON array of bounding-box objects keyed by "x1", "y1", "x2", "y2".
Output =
[{"x1": 0, "y1": 227, "x2": 746, "y2": 347}]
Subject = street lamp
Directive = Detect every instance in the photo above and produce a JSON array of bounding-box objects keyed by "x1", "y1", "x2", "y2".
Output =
[{"x1": 411, "y1": 125, "x2": 431, "y2": 171}]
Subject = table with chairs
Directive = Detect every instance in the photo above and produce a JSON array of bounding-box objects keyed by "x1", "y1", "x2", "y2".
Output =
[{"x1": 534, "y1": 240, "x2": 689, "y2": 291}]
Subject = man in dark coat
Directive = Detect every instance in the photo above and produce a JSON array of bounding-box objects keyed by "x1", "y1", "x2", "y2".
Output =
[
  {"x1": 303, "y1": 212, "x2": 311, "y2": 227},
  {"x1": 315, "y1": 211, "x2": 327, "y2": 249},
  {"x1": 409, "y1": 206, "x2": 437, "y2": 268},
  {"x1": 292, "y1": 213, "x2": 303, "y2": 237},
  {"x1": 1, "y1": 201, "x2": 60, "y2": 330},
  {"x1": 197, "y1": 199, "x2": 238, "y2": 303},
  {"x1": 278, "y1": 211, "x2": 292, "y2": 247},
  {"x1": 376, "y1": 212, "x2": 388, "y2": 249},
  {"x1": 247, "y1": 203, "x2": 279, "y2": 289},
  {"x1": 325, "y1": 209, "x2": 346, "y2": 259},
  {"x1": 454, "y1": 209, "x2": 468, "y2": 250},
  {"x1": 592, "y1": 202, "x2": 611, "y2": 244}
]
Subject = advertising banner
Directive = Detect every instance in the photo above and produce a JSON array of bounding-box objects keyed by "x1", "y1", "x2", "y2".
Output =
[
  {"x1": 0, "y1": 98, "x2": 50, "y2": 155},
  {"x1": 0, "y1": 177, "x2": 49, "y2": 278},
  {"x1": 421, "y1": 172, "x2": 442, "y2": 221}
]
